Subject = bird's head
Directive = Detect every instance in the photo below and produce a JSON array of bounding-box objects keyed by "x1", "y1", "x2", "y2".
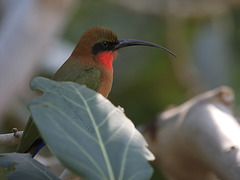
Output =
[{"x1": 72, "y1": 26, "x2": 176, "y2": 71}]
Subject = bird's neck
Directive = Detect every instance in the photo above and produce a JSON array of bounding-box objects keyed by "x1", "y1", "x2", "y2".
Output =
[{"x1": 97, "y1": 51, "x2": 118, "y2": 71}]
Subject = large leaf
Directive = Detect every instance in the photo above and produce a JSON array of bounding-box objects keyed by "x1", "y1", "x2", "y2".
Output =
[
  {"x1": 29, "y1": 77, "x2": 155, "y2": 180},
  {"x1": 0, "y1": 153, "x2": 59, "y2": 180}
]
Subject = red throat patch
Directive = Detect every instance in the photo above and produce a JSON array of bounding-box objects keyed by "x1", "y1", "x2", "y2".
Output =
[{"x1": 97, "y1": 51, "x2": 118, "y2": 71}]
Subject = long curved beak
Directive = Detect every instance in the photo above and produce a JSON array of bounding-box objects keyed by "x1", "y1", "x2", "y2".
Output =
[{"x1": 114, "y1": 39, "x2": 176, "y2": 57}]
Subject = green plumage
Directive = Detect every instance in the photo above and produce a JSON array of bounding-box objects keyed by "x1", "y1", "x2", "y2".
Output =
[
  {"x1": 17, "y1": 61, "x2": 102, "y2": 154},
  {"x1": 52, "y1": 60, "x2": 102, "y2": 91}
]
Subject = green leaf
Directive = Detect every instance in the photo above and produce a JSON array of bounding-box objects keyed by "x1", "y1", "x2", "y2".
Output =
[
  {"x1": 0, "y1": 153, "x2": 59, "y2": 180},
  {"x1": 0, "y1": 164, "x2": 13, "y2": 180},
  {"x1": 29, "y1": 77, "x2": 155, "y2": 180}
]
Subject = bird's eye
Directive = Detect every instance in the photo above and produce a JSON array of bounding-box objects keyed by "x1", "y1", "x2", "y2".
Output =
[{"x1": 102, "y1": 41, "x2": 109, "y2": 47}]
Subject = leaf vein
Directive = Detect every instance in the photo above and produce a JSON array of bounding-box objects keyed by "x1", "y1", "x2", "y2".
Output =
[
  {"x1": 118, "y1": 130, "x2": 135, "y2": 180},
  {"x1": 71, "y1": 84, "x2": 115, "y2": 180},
  {"x1": 44, "y1": 111, "x2": 107, "y2": 179},
  {"x1": 49, "y1": 105, "x2": 98, "y2": 143},
  {"x1": 21, "y1": 155, "x2": 55, "y2": 180},
  {"x1": 104, "y1": 119, "x2": 127, "y2": 145},
  {"x1": 97, "y1": 108, "x2": 117, "y2": 128}
]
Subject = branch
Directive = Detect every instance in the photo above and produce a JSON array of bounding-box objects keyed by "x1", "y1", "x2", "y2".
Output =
[
  {"x1": 142, "y1": 86, "x2": 240, "y2": 180},
  {"x1": 0, "y1": 128, "x2": 23, "y2": 146}
]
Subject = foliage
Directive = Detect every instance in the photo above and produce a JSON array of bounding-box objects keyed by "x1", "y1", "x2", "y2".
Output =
[
  {"x1": 0, "y1": 153, "x2": 59, "y2": 180},
  {"x1": 0, "y1": 77, "x2": 154, "y2": 180}
]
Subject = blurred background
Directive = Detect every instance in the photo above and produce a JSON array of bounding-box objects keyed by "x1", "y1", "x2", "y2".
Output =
[{"x1": 0, "y1": 0, "x2": 240, "y2": 179}]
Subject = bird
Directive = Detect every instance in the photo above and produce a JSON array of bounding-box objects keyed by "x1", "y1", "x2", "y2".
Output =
[{"x1": 16, "y1": 26, "x2": 176, "y2": 157}]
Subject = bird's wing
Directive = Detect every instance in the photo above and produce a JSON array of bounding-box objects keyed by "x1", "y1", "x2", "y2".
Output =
[
  {"x1": 16, "y1": 117, "x2": 41, "y2": 155},
  {"x1": 52, "y1": 60, "x2": 102, "y2": 91},
  {"x1": 73, "y1": 67, "x2": 102, "y2": 91},
  {"x1": 16, "y1": 66, "x2": 102, "y2": 155}
]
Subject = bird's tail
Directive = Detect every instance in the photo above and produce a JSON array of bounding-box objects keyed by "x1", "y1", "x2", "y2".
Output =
[
  {"x1": 16, "y1": 117, "x2": 45, "y2": 157},
  {"x1": 26, "y1": 139, "x2": 45, "y2": 157}
]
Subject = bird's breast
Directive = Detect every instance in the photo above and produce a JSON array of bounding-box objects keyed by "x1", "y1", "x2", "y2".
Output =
[{"x1": 97, "y1": 68, "x2": 113, "y2": 98}]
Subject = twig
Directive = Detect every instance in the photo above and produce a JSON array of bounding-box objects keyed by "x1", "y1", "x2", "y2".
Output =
[{"x1": 0, "y1": 128, "x2": 23, "y2": 146}]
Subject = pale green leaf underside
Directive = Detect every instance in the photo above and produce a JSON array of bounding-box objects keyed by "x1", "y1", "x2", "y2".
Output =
[
  {"x1": 29, "y1": 77, "x2": 154, "y2": 180},
  {"x1": 29, "y1": 77, "x2": 153, "y2": 180},
  {"x1": 0, "y1": 153, "x2": 59, "y2": 180}
]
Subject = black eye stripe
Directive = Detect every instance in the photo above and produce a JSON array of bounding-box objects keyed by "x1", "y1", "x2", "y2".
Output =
[
  {"x1": 92, "y1": 41, "x2": 118, "y2": 55},
  {"x1": 102, "y1": 41, "x2": 109, "y2": 47}
]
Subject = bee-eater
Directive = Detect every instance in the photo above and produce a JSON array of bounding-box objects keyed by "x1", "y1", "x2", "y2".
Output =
[{"x1": 16, "y1": 26, "x2": 176, "y2": 157}]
